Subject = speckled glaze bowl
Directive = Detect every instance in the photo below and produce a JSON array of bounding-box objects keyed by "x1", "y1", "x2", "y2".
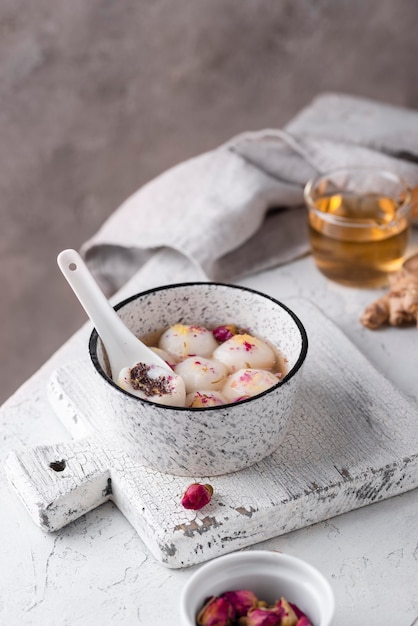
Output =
[{"x1": 89, "y1": 282, "x2": 308, "y2": 476}]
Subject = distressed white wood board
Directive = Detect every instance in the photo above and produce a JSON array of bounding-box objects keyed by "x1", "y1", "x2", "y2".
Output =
[{"x1": 4, "y1": 298, "x2": 418, "y2": 569}]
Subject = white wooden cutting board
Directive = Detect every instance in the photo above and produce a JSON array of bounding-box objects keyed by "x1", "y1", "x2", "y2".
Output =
[{"x1": 4, "y1": 299, "x2": 418, "y2": 568}]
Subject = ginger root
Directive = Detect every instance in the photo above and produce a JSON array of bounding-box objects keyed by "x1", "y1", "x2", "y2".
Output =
[{"x1": 360, "y1": 253, "x2": 418, "y2": 329}]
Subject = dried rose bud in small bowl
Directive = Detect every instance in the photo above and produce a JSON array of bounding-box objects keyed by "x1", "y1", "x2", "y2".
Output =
[
  {"x1": 221, "y1": 590, "x2": 258, "y2": 618},
  {"x1": 181, "y1": 483, "x2": 213, "y2": 510},
  {"x1": 196, "y1": 595, "x2": 236, "y2": 626},
  {"x1": 180, "y1": 551, "x2": 334, "y2": 626},
  {"x1": 196, "y1": 590, "x2": 257, "y2": 625},
  {"x1": 197, "y1": 592, "x2": 310, "y2": 626}
]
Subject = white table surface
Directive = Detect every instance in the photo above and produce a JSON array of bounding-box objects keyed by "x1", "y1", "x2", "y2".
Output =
[{"x1": 1, "y1": 231, "x2": 417, "y2": 626}]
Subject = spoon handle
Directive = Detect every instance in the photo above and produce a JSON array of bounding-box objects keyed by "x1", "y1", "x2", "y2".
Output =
[{"x1": 57, "y1": 249, "x2": 166, "y2": 379}]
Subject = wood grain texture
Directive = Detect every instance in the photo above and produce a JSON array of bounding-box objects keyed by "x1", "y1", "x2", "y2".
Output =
[{"x1": 4, "y1": 299, "x2": 418, "y2": 568}]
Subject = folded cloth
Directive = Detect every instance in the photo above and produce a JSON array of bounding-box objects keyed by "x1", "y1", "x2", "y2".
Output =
[{"x1": 81, "y1": 92, "x2": 418, "y2": 297}]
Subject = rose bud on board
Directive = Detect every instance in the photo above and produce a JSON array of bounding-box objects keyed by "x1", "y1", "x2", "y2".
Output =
[{"x1": 181, "y1": 483, "x2": 213, "y2": 510}]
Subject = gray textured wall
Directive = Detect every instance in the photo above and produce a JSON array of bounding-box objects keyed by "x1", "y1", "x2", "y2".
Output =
[{"x1": 2, "y1": 0, "x2": 418, "y2": 402}]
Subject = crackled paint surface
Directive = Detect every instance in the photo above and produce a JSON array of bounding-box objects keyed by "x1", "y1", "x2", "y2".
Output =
[{"x1": 4, "y1": 300, "x2": 418, "y2": 569}]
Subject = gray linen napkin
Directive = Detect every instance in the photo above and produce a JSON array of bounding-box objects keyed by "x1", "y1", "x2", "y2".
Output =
[{"x1": 81, "y1": 92, "x2": 418, "y2": 296}]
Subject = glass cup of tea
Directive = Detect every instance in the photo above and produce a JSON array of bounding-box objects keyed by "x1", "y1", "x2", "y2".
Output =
[{"x1": 304, "y1": 167, "x2": 412, "y2": 288}]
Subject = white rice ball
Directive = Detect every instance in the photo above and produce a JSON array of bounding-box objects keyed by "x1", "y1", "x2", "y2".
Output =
[
  {"x1": 149, "y1": 346, "x2": 178, "y2": 369},
  {"x1": 186, "y1": 390, "x2": 227, "y2": 408},
  {"x1": 117, "y1": 362, "x2": 186, "y2": 407},
  {"x1": 222, "y1": 368, "x2": 279, "y2": 402},
  {"x1": 159, "y1": 324, "x2": 218, "y2": 360},
  {"x1": 213, "y1": 333, "x2": 276, "y2": 372},
  {"x1": 175, "y1": 356, "x2": 229, "y2": 393}
]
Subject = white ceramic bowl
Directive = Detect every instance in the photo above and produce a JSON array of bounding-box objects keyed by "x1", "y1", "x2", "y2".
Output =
[
  {"x1": 180, "y1": 550, "x2": 335, "y2": 626},
  {"x1": 89, "y1": 282, "x2": 308, "y2": 476}
]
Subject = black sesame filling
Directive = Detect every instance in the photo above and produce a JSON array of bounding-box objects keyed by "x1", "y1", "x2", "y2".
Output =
[{"x1": 130, "y1": 363, "x2": 171, "y2": 397}]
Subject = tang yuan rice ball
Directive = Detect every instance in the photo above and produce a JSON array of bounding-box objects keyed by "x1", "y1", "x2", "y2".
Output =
[
  {"x1": 149, "y1": 347, "x2": 178, "y2": 370},
  {"x1": 222, "y1": 368, "x2": 279, "y2": 402},
  {"x1": 186, "y1": 390, "x2": 227, "y2": 408},
  {"x1": 175, "y1": 356, "x2": 229, "y2": 394},
  {"x1": 159, "y1": 324, "x2": 218, "y2": 360},
  {"x1": 117, "y1": 362, "x2": 186, "y2": 407},
  {"x1": 213, "y1": 333, "x2": 275, "y2": 372}
]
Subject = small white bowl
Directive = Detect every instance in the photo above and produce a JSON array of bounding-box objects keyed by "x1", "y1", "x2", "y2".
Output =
[{"x1": 180, "y1": 550, "x2": 335, "y2": 626}]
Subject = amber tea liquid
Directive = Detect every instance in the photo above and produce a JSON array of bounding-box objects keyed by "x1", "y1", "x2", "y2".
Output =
[{"x1": 308, "y1": 192, "x2": 410, "y2": 287}]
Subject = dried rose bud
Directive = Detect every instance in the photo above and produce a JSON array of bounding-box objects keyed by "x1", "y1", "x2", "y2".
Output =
[
  {"x1": 289, "y1": 603, "x2": 312, "y2": 625},
  {"x1": 212, "y1": 325, "x2": 236, "y2": 342},
  {"x1": 221, "y1": 590, "x2": 258, "y2": 617},
  {"x1": 274, "y1": 598, "x2": 298, "y2": 626},
  {"x1": 196, "y1": 595, "x2": 235, "y2": 626},
  {"x1": 240, "y1": 605, "x2": 284, "y2": 626},
  {"x1": 181, "y1": 483, "x2": 213, "y2": 510}
]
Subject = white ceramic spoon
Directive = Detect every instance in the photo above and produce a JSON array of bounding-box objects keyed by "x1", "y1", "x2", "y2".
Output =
[{"x1": 57, "y1": 249, "x2": 186, "y2": 406}]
